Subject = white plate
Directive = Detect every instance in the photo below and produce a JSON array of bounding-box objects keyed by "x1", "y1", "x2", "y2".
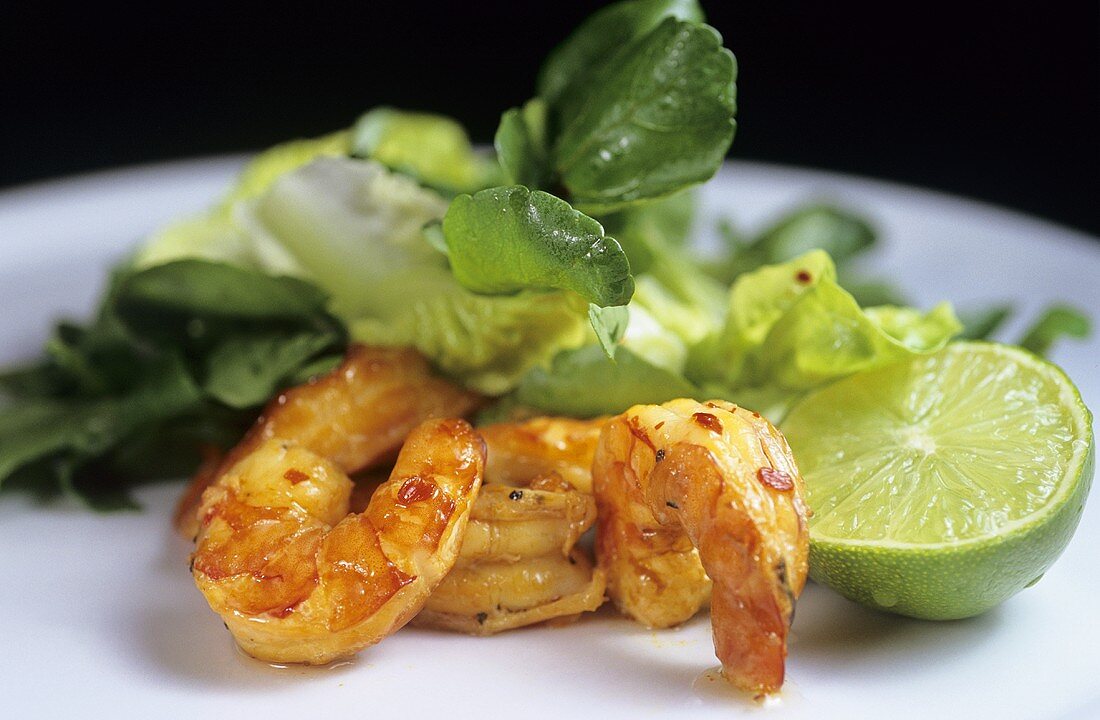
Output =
[{"x1": 1, "y1": 159, "x2": 1098, "y2": 720}]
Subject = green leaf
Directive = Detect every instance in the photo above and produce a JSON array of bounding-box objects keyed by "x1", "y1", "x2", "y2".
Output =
[
  {"x1": 600, "y1": 191, "x2": 724, "y2": 352},
  {"x1": 349, "y1": 280, "x2": 590, "y2": 396},
  {"x1": 243, "y1": 157, "x2": 451, "y2": 319},
  {"x1": 863, "y1": 304, "x2": 966, "y2": 354},
  {"x1": 0, "y1": 363, "x2": 61, "y2": 400},
  {"x1": 1018, "y1": 306, "x2": 1090, "y2": 357},
  {"x1": 441, "y1": 186, "x2": 634, "y2": 307},
  {"x1": 754, "y1": 204, "x2": 875, "y2": 266},
  {"x1": 537, "y1": 0, "x2": 704, "y2": 106},
  {"x1": 225, "y1": 158, "x2": 591, "y2": 395},
  {"x1": 203, "y1": 329, "x2": 344, "y2": 408},
  {"x1": 219, "y1": 131, "x2": 350, "y2": 210},
  {"x1": 589, "y1": 304, "x2": 629, "y2": 358},
  {"x1": 710, "y1": 204, "x2": 876, "y2": 283},
  {"x1": 836, "y1": 273, "x2": 908, "y2": 308},
  {"x1": 350, "y1": 107, "x2": 500, "y2": 193},
  {"x1": 688, "y1": 251, "x2": 962, "y2": 394},
  {"x1": 598, "y1": 189, "x2": 697, "y2": 273},
  {"x1": 135, "y1": 133, "x2": 349, "y2": 275},
  {"x1": 422, "y1": 221, "x2": 449, "y2": 255},
  {"x1": 553, "y1": 18, "x2": 736, "y2": 212},
  {"x1": 495, "y1": 99, "x2": 552, "y2": 188},
  {"x1": 283, "y1": 353, "x2": 344, "y2": 386},
  {"x1": 957, "y1": 303, "x2": 1014, "y2": 341},
  {"x1": 0, "y1": 355, "x2": 203, "y2": 490},
  {"x1": 117, "y1": 260, "x2": 331, "y2": 321},
  {"x1": 514, "y1": 345, "x2": 699, "y2": 418},
  {"x1": 0, "y1": 256, "x2": 349, "y2": 505}
]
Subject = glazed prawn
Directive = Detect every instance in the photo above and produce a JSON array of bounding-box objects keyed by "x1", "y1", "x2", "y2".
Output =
[
  {"x1": 176, "y1": 345, "x2": 481, "y2": 537},
  {"x1": 415, "y1": 475, "x2": 605, "y2": 634},
  {"x1": 478, "y1": 416, "x2": 605, "y2": 494},
  {"x1": 191, "y1": 417, "x2": 485, "y2": 664},
  {"x1": 593, "y1": 399, "x2": 810, "y2": 694},
  {"x1": 415, "y1": 416, "x2": 607, "y2": 634}
]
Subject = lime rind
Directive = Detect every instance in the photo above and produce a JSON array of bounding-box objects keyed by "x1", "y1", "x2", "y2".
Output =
[{"x1": 781, "y1": 342, "x2": 1094, "y2": 619}]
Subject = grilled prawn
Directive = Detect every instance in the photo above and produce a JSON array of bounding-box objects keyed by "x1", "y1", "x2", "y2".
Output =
[
  {"x1": 415, "y1": 476, "x2": 605, "y2": 634},
  {"x1": 191, "y1": 418, "x2": 485, "y2": 664},
  {"x1": 415, "y1": 416, "x2": 608, "y2": 634},
  {"x1": 593, "y1": 399, "x2": 810, "y2": 694},
  {"x1": 478, "y1": 416, "x2": 605, "y2": 494},
  {"x1": 175, "y1": 344, "x2": 481, "y2": 537}
]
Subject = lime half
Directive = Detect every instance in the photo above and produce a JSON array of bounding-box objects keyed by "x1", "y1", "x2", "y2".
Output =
[{"x1": 781, "y1": 342, "x2": 1094, "y2": 619}]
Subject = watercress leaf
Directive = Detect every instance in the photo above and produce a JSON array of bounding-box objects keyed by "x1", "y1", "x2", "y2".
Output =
[
  {"x1": 957, "y1": 303, "x2": 1014, "y2": 341},
  {"x1": 598, "y1": 189, "x2": 697, "y2": 272},
  {"x1": 0, "y1": 362, "x2": 60, "y2": 400},
  {"x1": 710, "y1": 204, "x2": 876, "y2": 283},
  {"x1": 0, "y1": 354, "x2": 203, "y2": 490},
  {"x1": 589, "y1": 304, "x2": 629, "y2": 359},
  {"x1": 514, "y1": 345, "x2": 699, "y2": 418},
  {"x1": 753, "y1": 205, "x2": 875, "y2": 266},
  {"x1": 202, "y1": 328, "x2": 345, "y2": 409},
  {"x1": 441, "y1": 186, "x2": 634, "y2": 307},
  {"x1": 538, "y1": 0, "x2": 704, "y2": 106},
  {"x1": 495, "y1": 99, "x2": 552, "y2": 188},
  {"x1": 116, "y1": 260, "x2": 331, "y2": 322},
  {"x1": 554, "y1": 18, "x2": 736, "y2": 213},
  {"x1": 1018, "y1": 305, "x2": 1090, "y2": 357}
]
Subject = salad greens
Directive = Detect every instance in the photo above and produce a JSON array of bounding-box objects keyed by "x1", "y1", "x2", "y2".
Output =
[
  {"x1": 1018, "y1": 306, "x2": 1091, "y2": 356},
  {"x1": 350, "y1": 107, "x2": 501, "y2": 194},
  {"x1": 551, "y1": 17, "x2": 736, "y2": 212},
  {"x1": 0, "y1": 0, "x2": 1088, "y2": 509},
  {"x1": 0, "y1": 262, "x2": 345, "y2": 509},
  {"x1": 537, "y1": 0, "x2": 704, "y2": 107},
  {"x1": 439, "y1": 186, "x2": 634, "y2": 307}
]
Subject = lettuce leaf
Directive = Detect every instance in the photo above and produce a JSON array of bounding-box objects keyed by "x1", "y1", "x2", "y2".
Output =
[
  {"x1": 134, "y1": 131, "x2": 349, "y2": 272},
  {"x1": 237, "y1": 157, "x2": 450, "y2": 318},
  {"x1": 688, "y1": 251, "x2": 961, "y2": 416},
  {"x1": 221, "y1": 131, "x2": 351, "y2": 208},
  {"x1": 232, "y1": 158, "x2": 624, "y2": 394},
  {"x1": 348, "y1": 278, "x2": 590, "y2": 395},
  {"x1": 351, "y1": 107, "x2": 500, "y2": 194}
]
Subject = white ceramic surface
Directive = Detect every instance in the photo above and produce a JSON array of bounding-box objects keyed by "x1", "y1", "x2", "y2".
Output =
[{"x1": 1, "y1": 159, "x2": 1098, "y2": 719}]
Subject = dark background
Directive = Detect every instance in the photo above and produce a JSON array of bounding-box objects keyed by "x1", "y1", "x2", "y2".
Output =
[{"x1": 3, "y1": 1, "x2": 1097, "y2": 233}]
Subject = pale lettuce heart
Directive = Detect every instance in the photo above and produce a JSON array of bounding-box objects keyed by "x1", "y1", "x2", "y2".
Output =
[
  {"x1": 133, "y1": 131, "x2": 348, "y2": 272},
  {"x1": 238, "y1": 158, "x2": 592, "y2": 395}
]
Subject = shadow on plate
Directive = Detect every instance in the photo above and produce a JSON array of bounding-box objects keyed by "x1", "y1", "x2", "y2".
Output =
[
  {"x1": 120, "y1": 516, "x2": 360, "y2": 690},
  {"x1": 791, "y1": 581, "x2": 1005, "y2": 669}
]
